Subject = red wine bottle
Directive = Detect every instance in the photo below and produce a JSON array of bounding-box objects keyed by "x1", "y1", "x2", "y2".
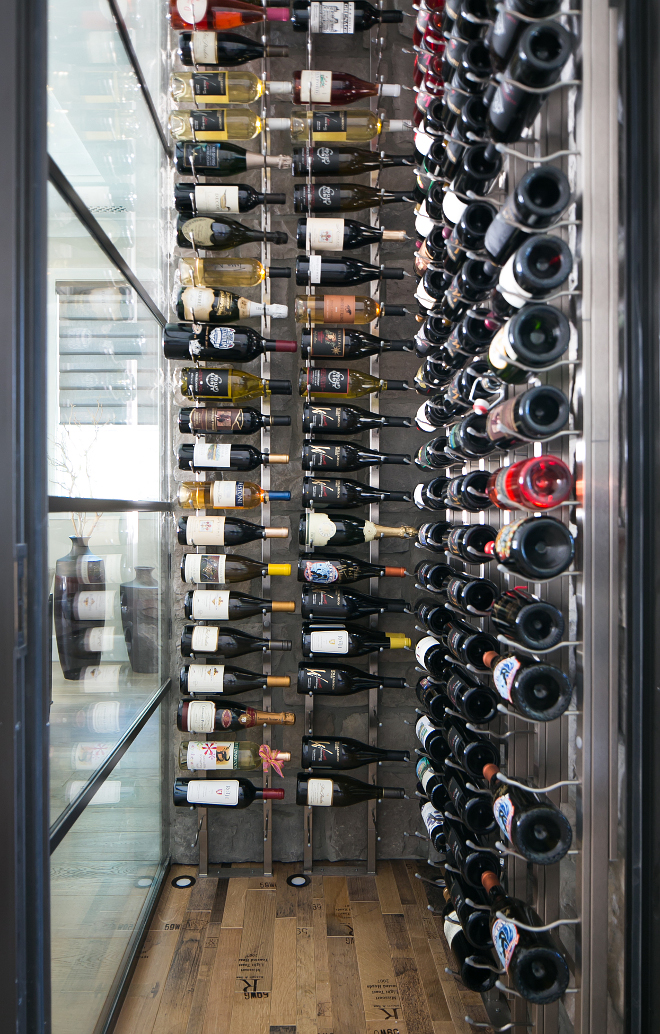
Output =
[
  {"x1": 297, "y1": 662, "x2": 406, "y2": 694},
  {"x1": 300, "y1": 329, "x2": 413, "y2": 360},
  {"x1": 296, "y1": 772, "x2": 404, "y2": 807},
  {"x1": 482, "y1": 763, "x2": 572, "y2": 865},
  {"x1": 301, "y1": 586, "x2": 408, "y2": 621},
  {"x1": 291, "y1": 70, "x2": 400, "y2": 105},
  {"x1": 178, "y1": 442, "x2": 289, "y2": 472},
  {"x1": 301, "y1": 476, "x2": 410, "y2": 509},
  {"x1": 163, "y1": 323, "x2": 296, "y2": 362},
  {"x1": 301, "y1": 734, "x2": 409, "y2": 769},
  {"x1": 183, "y1": 590, "x2": 295, "y2": 622},
  {"x1": 293, "y1": 183, "x2": 414, "y2": 214},
  {"x1": 485, "y1": 385, "x2": 569, "y2": 447},
  {"x1": 292, "y1": 148, "x2": 415, "y2": 177},
  {"x1": 291, "y1": 1, "x2": 404, "y2": 33},
  {"x1": 179, "y1": 664, "x2": 290, "y2": 695},
  {"x1": 302, "y1": 402, "x2": 410, "y2": 434},
  {"x1": 176, "y1": 30, "x2": 289, "y2": 61},
  {"x1": 178, "y1": 407, "x2": 290, "y2": 436},
  {"x1": 297, "y1": 553, "x2": 407, "y2": 585},
  {"x1": 174, "y1": 776, "x2": 284, "y2": 808},
  {"x1": 491, "y1": 587, "x2": 564, "y2": 651},
  {"x1": 180, "y1": 626, "x2": 292, "y2": 658},
  {"x1": 296, "y1": 256, "x2": 405, "y2": 286},
  {"x1": 301, "y1": 439, "x2": 410, "y2": 472},
  {"x1": 482, "y1": 649, "x2": 572, "y2": 721}
]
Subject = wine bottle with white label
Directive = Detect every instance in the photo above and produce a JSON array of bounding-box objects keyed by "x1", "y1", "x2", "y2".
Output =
[
  {"x1": 300, "y1": 586, "x2": 408, "y2": 621},
  {"x1": 179, "y1": 740, "x2": 291, "y2": 771},
  {"x1": 301, "y1": 440, "x2": 410, "y2": 472},
  {"x1": 291, "y1": 1, "x2": 404, "y2": 33},
  {"x1": 297, "y1": 662, "x2": 406, "y2": 695},
  {"x1": 416, "y1": 756, "x2": 451, "y2": 811},
  {"x1": 298, "y1": 552, "x2": 408, "y2": 585},
  {"x1": 60, "y1": 663, "x2": 130, "y2": 688},
  {"x1": 290, "y1": 70, "x2": 401, "y2": 105},
  {"x1": 174, "y1": 142, "x2": 291, "y2": 178},
  {"x1": 180, "y1": 664, "x2": 291, "y2": 695},
  {"x1": 174, "y1": 776, "x2": 284, "y2": 808},
  {"x1": 482, "y1": 762, "x2": 572, "y2": 865},
  {"x1": 300, "y1": 329, "x2": 413, "y2": 361},
  {"x1": 175, "y1": 215, "x2": 288, "y2": 253},
  {"x1": 64, "y1": 780, "x2": 135, "y2": 806},
  {"x1": 299, "y1": 512, "x2": 417, "y2": 548},
  {"x1": 164, "y1": 324, "x2": 296, "y2": 364},
  {"x1": 419, "y1": 800, "x2": 446, "y2": 850},
  {"x1": 178, "y1": 367, "x2": 291, "y2": 401},
  {"x1": 445, "y1": 870, "x2": 493, "y2": 950},
  {"x1": 177, "y1": 515, "x2": 289, "y2": 547},
  {"x1": 302, "y1": 624, "x2": 410, "y2": 657},
  {"x1": 415, "y1": 714, "x2": 451, "y2": 768},
  {"x1": 177, "y1": 480, "x2": 291, "y2": 511},
  {"x1": 293, "y1": 184, "x2": 414, "y2": 215},
  {"x1": 292, "y1": 148, "x2": 414, "y2": 177},
  {"x1": 302, "y1": 476, "x2": 411, "y2": 509},
  {"x1": 184, "y1": 590, "x2": 295, "y2": 621},
  {"x1": 177, "y1": 698, "x2": 296, "y2": 732},
  {"x1": 296, "y1": 771, "x2": 405, "y2": 807},
  {"x1": 443, "y1": 913, "x2": 497, "y2": 993},
  {"x1": 487, "y1": 304, "x2": 571, "y2": 384},
  {"x1": 177, "y1": 443, "x2": 290, "y2": 472},
  {"x1": 179, "y1": 256, "x2": 291, "y2": 289},
  {"x1": 180, "y1": 553, "x2": 291, "y2": 585},
  {"x1": 174, "y1": 182, "x2": 287, "y2": 216},
  {"x1": 301, "y1": 735, "x2": 409, "y2": 769},
  {"x1": 174, "y1": 286, "x2": 288, "y2": 324},
  {"x1": 299, "y1": 366, "x2": 409, "y2": 396},
  {"x1": 180, "y1": 625, "x2": 292, "y2": 658},
  {"x1": 170, "y1": 69, "x2": 290, "y2": 105},
  {"x1": 178, "y1": 407, "x2": 291, "y2": 436},
  {"x1": 295, "y1": 256, "x2": 405, "y2": 287},
  {"x1": 61, "y1": 589, "x2": 117, "y2": 625},
  {"x1": 493, "y1": 235, "x2": 573, "y2": 315},
  {"x1": 175, "y1": 30, "x2": 289, "y2": 61},
  {"x1": 443, "y1": 714, "x2": 499, "y2": 779},
  {"x1": 482, "y1": 649, "x2": 572, "y2": 721},
  {"x1": 58, "y1": 625, "x2": 116, "y2": 664},
  {"x1": 296, "y1": 218, "x2": 407, "y2": 255},
  {"x1": 269, "y1": 110, "x2": 411, "y2": 144},
  {"x1": 442, "y1": 766, "x2": 497, "y2": 836}
]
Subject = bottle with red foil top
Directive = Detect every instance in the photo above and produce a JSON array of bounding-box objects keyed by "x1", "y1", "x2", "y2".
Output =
[
  {"x1": 177, "y1": 699, "x2": 296, "y2": 732},
  {"x1": 483, "y1": 516, "x2": 575, "y2": 579},
  {"x1": 486, "y1": 455, "x2": 573, "y2": 511},
  {"x1": 298, "y1": 367, "x2": 409, "y2": 398},
  {"x1": 173, "y1": 776, "x2": 284, "y2": 808},
  {"x1": 290, "y1": 70, "x2": 401, "y2": 105},
  {"x1": 482, "y1": 650, "x2": 572, "y2": 722},
  {"x1": 481, "y1": 762, "x2": 573, "y2": 865},
  {"x1": 170, "y1": 0, "x2": 291, "y2": 31}
]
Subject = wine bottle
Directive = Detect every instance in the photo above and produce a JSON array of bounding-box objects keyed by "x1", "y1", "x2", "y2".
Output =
[
  {"x1": 174, "y1": 182, "x2": 287, "y2": 216},
  {"x1": 437, "y1": 96, "x2": 489, "y2": 184},
  {"x1": 484, "y1": 516, "x2": 575, "y2": 579},
  {"x1": 178, "y1": 516, "x2": 289, "y2": 548},
  {"x1": 301, "y1": 440, "x2": 410, "y2": 473},
  {"x1": 412, "y1": 476, "x2": 451, "y2": 512},
  {"x1": 413, "y1": 355, "x2": 460, "y2": 398},
  {"x1": 178, "y1": 407, "x2": 291, "y2": 436},
  {"x1": 174, "y1": 776, "x2": 284, "y2": 808},
  {"x1": 297, "y1": 218, "x2": 407, "y2": 255},
  {"x1": 297, "y1": 662, "x2": 405, "y2": 694},
  {"x1": 49, "y1": 699, "x2": 139, "y2": 734},
  {"x1": 482, "y1": 650, "x2": 572, "y2": 721},
  {"x1": 175, "y1": 25, "x2": 290, "y2": 52},
  {"x1": 444, "y1": 714, "x2": 500, "y2": 779},
  {"x1": 445, "y1": 822, "x2": 500, "y2": 888},
  {"x1": 64, "y1": 780, "x2": 136, "y2": 806},
  {"x1": 446, "y1": 870, "x2": 493, "y2": 950},
  {"x1": 417, "y1": 522, "x2": 497, "y2": 564},
  {"x1": 450, "y1": 144, "x2": 503, "y2": 201},
  {"x1": 180, "y1": 665, "x2": 290, "y2": 695},
  {"x1": 482, "y1": 762, "x2": 572, "y2": 864},
  {"x1": 177, "y1": 481, "x2": 291, "y2": 511},
  {"x1": 56, "y1": 625, "x2": 116, "y2": 664},
  {"x1": 295, "y1": 256, "x2": 405, "y2": 287},
  {"x1": 180, "y1": 553, "x2": 291, "y2": 585},
  {"x1": 414, "y1": 565, "x2": 498, "y2": 614},
  {"x1": 293, "y1": 148, "x2": 414, "y2": 177},
  {"x1": 302, "y1": 401, "x2": 410, "y2": 434},
  {"x1": 296, "y1": 772, "x2": 405, "y2": 807},
  {"x1": 267, "y1": 109, "x2": 411, "y2": 143},
  {"x1": 302, "y1": 476, "x2": 410, "y2": 510},
  {"x1": 178, "y1": 256, "x2": 291, "y2": 289},
  {"x1": 301, "y1": 735, "x2": 409, "y2": 769},
  {"x1": 495, "y1": 234, "x2": 573, "y2": 312},
  {"x1": 184, "y1": 590, "x2": 295, "y2": 621},
  {"x1": 174, "y1": 286, "x2": 287, "y2": 324},
  {"x1": 416, "y1": 622, "x2": 498, "y2": 675},
  {"x1": 444, "y1": 471, "x2": 493, "y2": 513},
  {"x1": 291, "y1": 0, "x2": 404, "y2": 32},
  {"x1": 176, "y1": 215, "x2": 288, "y2": 252},
  {"x1": 297, "y1": 552, "x2": 407, "y2": 586},
  {"x1": 486, "y1": 455, "x2": 572, "y2": 512},
  {"x1": 178, "y1": 367, "x2": 291, "y2": 402},
  {"x1": 486, "y1": 385, "x2": 569, "y2": 446},
  {"x1": 299, "y1": 367, "x2": 408, "y2": 397},
  {"x1": 177, "y1": 698, "x2": 296, "y2": 731},
  {"x1": 180, "y1": 740, "x2": 291, "y2": 772},
  {"x1": 173, "y1": 141, "x2": 291, "y2": 177},
  {"x1": 301, "y1": 586, "x2": 408, "y2": 621},
  {"x1": 294, "y1": 296, "x2": 408, "y2": 327},
  {"x1": 170, "y1": 107, "x2": 272, "y2": 142},
  {"x1": 60, "y1": 662, "x2": 130, "y2": 689},
  {"x1": 416, "y1": 714, "x2": 452, "y2": 769},
  {"x1": 293, "y1": 183, "x2": 414, "y2": 215},
  {"x1": 164, "y1": 323, "x2": 296, "y2": 364},
  {"x1": 443, "y1": 311, "x2": 498, "y2": 362},
  {"x1": 171, "y1": 69, "x2": 290, "y2": 104},
  {"x1": 300, "y1": 512, "x2": 416, "y2": 548},
  {"x1": 301, "y1": 328, "x2": 412, "y2": 361},
  {"x1": 420, "y1": 800, "x2": 446, "y2": 850},
  {"x1": 481, "y1": 872, "x2": 570, "y2": 1004},
  {"x1": 437, "y1": 260, "x2": 500, "y2": 322},
  {"x1": 487, "y1": 304, "x2": 571, "y2": 383},
  {"x1": 442, "y1": 201, "x2": 498, "y2": 277},
  {"x1": 414, "y1": 418, "x2": 497, "y2": 468},
  {"x1": 441, "y1": 41, "x2": 492, "y2": 133},
  {"x1": 416, "y1": 756, "x2": 450, "y2": 811},
  {"x1": 180, "y1": 625, "x2": 292, "y2": 658},
  {"x1": 178, "y1": 443, "x2": 290, "y2": 472},
  {"x1": 444, "y1": 669, "x2": 499, "y2": 724},
  {"x1": 486, "y1": 0, "x2": 562, "y2": 72},
  {"x1": 443, "y1": 914, "x2": 497, "y2": 993},
  {"x1": 484, "y1": 167, "x2": 571, "y2": 268},
  {"x1": 443, "y1": 766, "x2": 497, "y2": 836},
  {"x1": 491, "y1": 587, "x2": 564, "y2": 651},
  {"x1": 290, "y1": 70, "x2": 401, "y2": 105},
  {"x1": 301, "y1": 623, "x2": 410, "y2": 657}
]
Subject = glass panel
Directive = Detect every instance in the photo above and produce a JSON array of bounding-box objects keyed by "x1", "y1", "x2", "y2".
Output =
[
  {"x1": 50, "y1": 707, "x2": 163, "y2": 1034},
  {"x1": 122, "y1": 0, "x2": 165, "y2": 102},
  {"x1": 49, "y1": 509, "x2": 166, "y2": 825}
]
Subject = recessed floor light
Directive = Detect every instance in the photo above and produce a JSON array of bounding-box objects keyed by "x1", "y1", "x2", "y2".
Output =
[
  {"x1": 172, "y1": 874, "x2": 196, "y2": 889},
  {"x1": 287, "y1": 873, "x2": 311, "y2": 887}
]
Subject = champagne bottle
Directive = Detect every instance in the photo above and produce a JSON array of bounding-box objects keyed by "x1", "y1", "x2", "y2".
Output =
[
  {"x1": 414, "y1": 565, "x2": 498, "y2": 613},
  {"x1": 416, "y1": 756, "x2": 450, "y2": 811},
  {"x1": 483, "y1": 515, "x2": 575, "y2": 579},
  {"x1": 297, "y1": 217, "x2": 407, "y2": 254},
  {"x1": 297, "y1": 552, "x2": 407, "y2": 585},
  {"x1": 491, "y1": 587, "x2": 564, "y2": 651},
  {"x1": 445, "y1": 821, "x2": 500, "y2": 888},
  {"x1": 302, "y1": 476, "x2": 410, "y2": 509},
  {"x1": 170, "y1": 69, "x2": 290, "y2": 104},
  {"x1": 444, "y1": 714, "x2": 500, "y2": 779},
  {"x1": 301, "y1": 586, "x2": 408, "y2": 621},
  {"x1": 295, "y1": 256, "x2": 405, "y2": 286},
  {"x1": 482, "y1": 649, "x2": 572, "y2": 721},
  {"x1": 176, "y1": 215, "x2": 288, "y2": 252},
  {"x1": 175, "y1": 27, "x2": 290, "y2": 54},
  {"x1": 301, "y1": 440, "x2": 411, "y2": 473},
  {"x1": 296, "y1": 772, "x2": 405, "y2": 807},
  {"x1": 267, "y1": 109, "x2": 411, "y2": 143},
  {"x1": 443, "y1": 914, "x2": 497, "y2": 993},
  {"x1": 443, "y1": 766, "x2": 497, "y2": 836},
  {"x1": 178, "y1": 443, "x2": 290, "y2": 472},
  {"x1": 178, "y1": 256, "x2": 291, "y2": 289},
  {"x1": 180, "y1": 664, "x2": 290, "y2": 695},
  {"x1": 174, "y1": 286, "x2": 288, "y2": 324},
  {"x1": 417, "y1": 522, "x2": 497, "y2": 564},
  {"x1": 180, "y1": 625, "x2": 292, "y2": 658},
  {"x1": 484, "y1": 167, "x2": 571, "y2": 268},
  {"x1": 301, "y1": 735, "x2": 409, "y2": 769},
  {"x1": 180, "y1": 554, "x2": 291, "y2": 585},
  {"x1": 178, "y1": 367, "x2": 291, "y2": 401},
  {"x1": 297, "y1": 662, "x2": 406, "y2": 694},
  {"x1": 481, "y1": 872, "x2": 570, "y2": 1003},
  {"x1": 177, "y1": 480, "x2": 290, "y2": 511},
  {"x1": 291, "y1": 0, "x2": 404, "y2": 33},
  {"x1": 174, "y1": 776, "x2": 284, "y2": 808},
  {"x1": 170, "y1": 107, "x2": 271, "y2": 142},
  {"x1": 300, "y1": 512, "x2": 416, "y2": 548},
  {"x1": 487, "y1": 304, "x2": 571, "y2": 383},
  {"x1": 294, "y1": 296, "x2": 408, "y2": 327},
  {"x1": 302, "y1": 402, "x2": 410, "y2": 434},
  {"x1": 293, "y1": 183, "x2": 414, "y2": 214},
  {"x1": 174, "y1": 182, "x2": 287, "y2": 216},
  {"x1": 290, "y1": 70, "x2": 401, "y2": 105},
  {"x1": 495, "y1": 235, "x2": 573, "y2": 313},
  {"x1": 184, "y1": 590, "x2": 295, "y2": 621},
  {"x1": 485, "y1": 385, "x2": 569, "y2": 446},
  {"x1": 178, "y1": 515, "x2": 289, "y2": 547},
  {"x1": 180, "y1": 740, "x2": 291, "y2": 771},
  {"x1": 292, "y1": 148, "x2": 414, "y2": 177},
  {"x1": 446, "y1": 870, "x2": 493, "y2": 950},
  {"x1": 177, "y1": 698, "x2": 296, "y2": 731},
  {"x1": 486, "y1": 0, "x2": 562, "y2": 72},
  {"x1": 486, "y1": 455, "x2": 573, "y2": 512},
  {"x1": 299, "y1": 367, "x2": 408, "y2": 398},
  {"x1": 173, "y1": 141, "x2": 291, "y2": 177},
  {"x1": 482, "y1": 762, "x2": 572, "y2": 864},
  {"x1": 302, "y1": 623, "x2": 411, "y2": 657},
  {"x1": 164, "y1": 323, "x2": 296, "y2": 363},
  {"x1": 178, "y1": 407, "x2": 291, "y2": 436}
]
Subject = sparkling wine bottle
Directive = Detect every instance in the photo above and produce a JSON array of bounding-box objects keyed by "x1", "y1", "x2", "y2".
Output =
[
  {"x1": 294, "y1": 296, "x2": 408, "y2": 326},
  {"x1": 487, "y1": 304, "x2": 571, "y2": 383},
  {"x1": 491, "y1": 587, "x2": 564, "y2": 651},
  {"x1": 486, "y1": 385, "x2": 569, "y2": 447},
  {"x1": 177, "y1": 443, "x2": 290, "y2": 472},
  {"x1": 297, "y1": 662, "x2": 406, "y2": 694},
  {"x1": 302, "y1": 476, "x2": 410, "y2": 509},
  {"x1": 300, "y1": 512, "x2": 416, "y2": 548},
  {"x1": 292, "y1": 148, "x2": 414, "y2": 177},
  {"x1": 180, "y1": 554, "x2": 291, "y2": 585},
  {"x1": 486, "y1": 456, "x2": 573, "y2": 511},
  {"x1": 177, "y1": 698, "x2": 295, "y2": 731},
  {"x1": 291, "y1": 0, "x2": 404, "y2": 33},
  {"x1": 297, "y1": 552, "x2": 407, "y2": 585},
  {"x1": 180, "y1": 740, "x2": 291, "y2": 771},
  {"x1": 301, "y1": 623, "x2": 410, "y2": 657},
  {"x1": 484, "y1": 516, "x2": 575, "y2": 579},
  {"x1": 482, "y1": 762, "x2": 572, "y2": 864},
  {"x1": 174, "y1": 286, "x2": 288, "y2": 324},
  {"x1": 301, "y1": 734, "x2": 409, "y2": 769},
  {"x1": 268, "y1": 109, "x2": 411, "y2": 143},
  {"x1": 301, "y1": 402, "x2": 410, "y2": 435},
  {"x1": 299, "y1": 367, "x2": 408, "y2": 396},
  {"x1": 178, "y1": 407, "x2": 291, "y2": 436},
  {"x1": 184, "y1": 590, "x2": 295, "y2": 621},
  {"x1": 173, "y1": 141, "x2": 291, "y2": 177},
  {"x1": 177, "y1": 481, "x2": 291, "y2": 510},
  {"x1": 290, "y1": 70, "x2": 401, "y2": 105},
  {"x1": 164, "y1": 323, "x2": 296, "y2": 363},
  {"x1": 482, "y1": 649, "x2": 572, "y2": 721},
  {"x1": 293, "y1": 183, "x2": 414, "y2": 214},
  {"x1": 180, "y1": 625, "x2": 292, "y2": 658},
  {"x1": 296, "y1": 772, "x2": 405, "y2": 807},
  {"x1": 297, "y1": 217, "x2": 408, "y2": 252},
  {"x1": 179, "y1": 664, "x2": 290, "y2": 696},
  {"x1": 174, "y1": 182, "x2": 287, "y2": 216},
  {"x1": 301, "y1": 440, "x2": 410, "y2": 473},
  {"x1": 295, "y1": 256, "x2": 405, "y2": 286},
  {"x1": 177, "y1": 367, "x2": 291, "y2": 401},
  {"x1": 175, "y1": 215, "x2": 288, "y2": 252},
  {"x1": 301, "y1": 586, "x2": 408, "y2": 621},
  {"x1": 174, "y1": 776, "x2": 284, "y2": 807}
]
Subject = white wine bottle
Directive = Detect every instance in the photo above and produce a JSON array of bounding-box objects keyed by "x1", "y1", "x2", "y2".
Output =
[
  {"x1": 267, "y1": 109, "x2": 412, "y2": 143},
  {"x1": 178, "y1": 257, "x2": 291, "y2": 288}
]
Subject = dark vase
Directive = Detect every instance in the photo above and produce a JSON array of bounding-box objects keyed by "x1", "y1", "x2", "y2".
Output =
[
  {"x1": 120, "y1": 566, "x2": 159, "y2": 673},
  {"x1": 53, "y1": 536, "x2": 106, "y2": 676}
]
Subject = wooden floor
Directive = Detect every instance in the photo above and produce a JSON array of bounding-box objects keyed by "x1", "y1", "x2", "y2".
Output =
[{"x1": 115, "y1": 861, "x2": 492, "y2": 1034}]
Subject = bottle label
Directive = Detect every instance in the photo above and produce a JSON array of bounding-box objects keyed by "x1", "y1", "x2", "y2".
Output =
[
  {"x1": 304, "y1": 739, "x2": 340, "y2": 764},
  {"x1": 306, "y1": 778, "x2": 335, "y2": 805},
  {"x1": 90, "y1": 701, "x2": 121, "y2": 733},
  {"x1": 298, "y1": 146, "x2": 343, "y2": 174},
  {"x1": 442, "y1": 191, "x2": 468, "y2": 226},
  {"x1": 82, "y1": 664, "x2": 122, "y2": 692},
  {"x1": 310, "y1": 1, "x2": 355, "y2": 33},
  {"x1": 187, "y1": 369, "x2": 231, "y2": 398},
  {"x1": 73, "y1": 590, "x2": 116, "y2": 621},
  {"x1": 186, "y1": 780, "x2": 240, "y2": 805},
  {"x1": 190, "y1": 28, "x2": 216, "y2": 61},
  {"x1": 308, "y1": 254, "x2": 323, "y2": 284},
  {"x1": 498, "y1": 254, "x2": 530, "y2": 308},
  {"x1": 415, "y1": 635, "x2": 439, "y2": 668},
  {"x1": 306, "y1": 442, "x2": 343, "y2": 469},
  {"x1": 416, "y1": 755, "x2": 432, "y2": 781},
  {"x1": 493, "y1": 518, "x2": 527, "y2": 562},
  {"x1": 180, "y1": 217, "x2": 216, "y2": 248},
  {"x1": 415, "y1": 713, "x2": 437, "y2": 748},
  {"x1": 181, "y1": 286, "x2": 219, "y2": 322},
  {"x1": 191, "y1": 73, "x2": 229, "y2": 103},
  {"x1": 184, "y1": 554, "x2": 227, "y2": 584},
  {"x1": 307, "y1": 366, "x2": 350, "y2": 393},
  {"x1": 76, "y1": 555, "x2": 105, "y2": 584},
  {"x1": 308, "y1": 329, "x2": 345, "y2": 357},
  {"x1": 71, "y1": 742, "x2": 115, "y2": 770},
  {"x1": 486, "y1": 396, "x2": 519, "y2": 441},
  {"x1": 307, "y1": 219, "x2": 345, "y2": 252},
  {"x1": 186, "y1": 700, "x2": 216, "y2": 732},
  {"x1": 69, "y1": 780, "x2": 122, "y2": 805},
  {"x1": 487, "y1": 324, "x2": 511, "y2": 371},
  {"x1": 444, "y1": 577, "x2": 466, "y2": 609},
  {"x1": 188, "y1": 108, "x2": 228, "y2": 140},
  {"x1": 177, "y1": 1, "x2": 209, "y2": 26},
  {"x1": 305, "y1": 512, "x2": 338, "y2": 547},
  {"x1": 193, "y1": 185, "x2": 240, "y2": 214},
  {"x1": 305, "y1": 185, "x2": 343, "y2": 211},
  {"x1": 420, "y1": 766, "x2": 437, "y2": 794},
  {"x1": 413, "y1": 483, "x2": 428, "y2": 510},
  {"x1": 299, "y1": 70, "x2": 333, "y2": 104},
  {"x1": 192, "y1": 442, "x2": 233, "y2": 469},
  {"x1": 189, "y1": 408, "x2": 243, "y2": 432},
  {"x1": 98, "y1": 554, "x2": 123, "y2": 584},
  {"x1": 305, "y1": 476, "x2": 342, "y2": 501},
  {"x1": 492, "y1": 655, "x2": 521, "y2": 703},
  {"x1": 311, "y1": 111, "x2": 348, "y2": 141},
  {"x1": 187, "y1": 663, "x2": 226, "y2": 692},
  {"x1": 493, "y1": 792, "x2": 514, "y2": 842},
  {"x1": 186, "y1": 516, "x2": 226, "y2": 545},
  {"x1": 443, "y1": 912, "x2": 462, "y2": 949},
  {"x1": 446, "y1": 628, "x2": 465, "y2": 659},
  {"x1": 191, "y1": 590, "x2": 230, "y2": 620},
  {"x1": 84, "y1": 626, "x2": 115, "y2": 652},
  {"x1": 309, "y1": 630, "x2": 349, "y2": 653},
  {"x1": 300, "y1": 559, "x2": 340, "y2": 584},
  {"x1": 492, "y1": 918, "x2": 519, "y2": 972},
  {"x1": 211, "y1": 481, "x2": 242, "y2": 507},
  {"x1": 191, "y1": 625, "x2": 221, "y2": 652},
  {"x1": 187, "y1": 741, "x2": 239, "y2": 770},
  {"x1": 421, "y1": 800, "x2": 443, "y2": 834}
]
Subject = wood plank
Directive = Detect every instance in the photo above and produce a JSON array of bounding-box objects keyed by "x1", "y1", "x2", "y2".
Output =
[
  {"x1": 269, "y1": 917, "x2": 297, "y2": 1028},
  {"x1": 426, "y1": 916, "x2": 474, "y2": 1034},
  {"x1": 152, "y1": 866, "x2": 198, "y2": 931},
  {"x1": 210, "y1": 880, "x2": 229, "y2": 924},
  {"x1": 392, "y1": 956, "x2": 435, "y2": 1034},
  {"x1": 403, "y1": 904, "x2": 451, "y2": 1024},
  {"x1": 249, "y1": 877, "x2": 277, "y2": 891},
  {"x1": 383, "y1": 913, "x2": 412, "y2": 959},
  {"x1": 296, "y1": 924, "x2": 316, "y2": 1034},
  {"x1": 270, "y1": 1028, "x2": 297, "y2": 1034},
  {"x1": 188, "y1": 876, "x2": 219, "y2": 912},
  {"x1": 313, "y1": 890, "x2": 333, "y2": 1034},
  {"x1": 235, "y1": 889, "x2": 276, "y2": 994},
  {"x1": 375, "y1": 861, "x2": 403, "y2": 915},
  {"x1": 152, "y1": 914, "x2": 209, "y2": 1034},
  {"x1": 275, "y1": 863, "x2": 300, "y2": 919},
  {"x1": 222, "y1": 878, "x2": 249, "y2": 929},
  {"x1": 228, "y1": 986, "x2": 271, "y2": 1034},
  {"x1": 433, "y1": 1023, "x2": 458, "y2": 1034},
  {"x1": 350, "y1": 900, "x2": 402, "y2": 1024},
  {"x1": 186, "y1": 921, "x2": 222, "y2": 1034},
  {"x1": 112, "y1": 928, "x2": 182, "y2": 1034},
  {"x1": 390, "y1": 862, "x2": 416, "y2": 906},
  {"x1": 327, "y1": 935, "x2": 366, "y2": 1034},
  {"x1": 296, "y1": 876, "x2": 314, "y2": 928},
  {"x1": 324, "y1": 877, "x2": 353, "y2": 936},
  {"x1": 201, "y1": 927, "x2": 241, "y2": 1034},
  {"x1": 347, "y1": 875, "x2": 379, "y2": 902}
]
